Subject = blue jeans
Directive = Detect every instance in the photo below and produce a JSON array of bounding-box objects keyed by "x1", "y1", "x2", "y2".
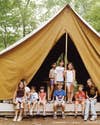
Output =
[{"x1": 84, "y1": 99, "x2": 97, "y2": 119}]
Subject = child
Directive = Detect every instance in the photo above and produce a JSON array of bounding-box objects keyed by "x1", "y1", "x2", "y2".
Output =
[
  {"x1": 49, "y1": 63, "x2": 56, "y2": 100},
  {"x1": 55, "y1": 60, "x2": 64, "y2": 85},
  {"x1": 13, "y1": 80, "x2": 26, "y2": 122},
  {"x1": 84, "y1": 78, "x2": 98, "y2": 121},
  {"x1": 21, "y1": 79, "x2": 30, "y2": 116},
  {"x1": 28, "y1": 86, "x2": 38, "y2": 116},
  {"x1": 53, "y1": 83, "x2": 66, "y2": 119},
  {"x1": 37, "y1": 86, "x2": 47, "y2": 116},
  {"x1": 64, "y1": 62, "x2": 75, "y2": 104},
  {"x1": 74, "y1": 84, "x2": 85, "y2": 118}
]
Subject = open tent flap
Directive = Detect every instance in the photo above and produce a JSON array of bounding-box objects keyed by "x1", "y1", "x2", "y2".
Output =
[{"x1": 0, "y1": 5, "x2": 99, "y2": 99}]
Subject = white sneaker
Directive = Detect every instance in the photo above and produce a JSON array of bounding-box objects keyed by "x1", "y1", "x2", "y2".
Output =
[
  {"x1": 90, "y1": 116, "x2": 97, "y2": 121},
  {"x1": 43, "y1": 111, "x2": 46, "y2": 116},
  {"x1": 17, "y1": 116, "x2": 22, "y2": 122},
  {"x1": 30, "y1": 109, "x2": 33, "y2": 116},
  {"x1": 13, "y1": 116, "x2": 17, "y2": 121}
]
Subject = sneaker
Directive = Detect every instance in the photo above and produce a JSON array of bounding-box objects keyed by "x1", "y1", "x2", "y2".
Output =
[
  {"x1": 17, "y1": 116, "x2": 22, "y2": 122},
  {"x1": 13, "y1": 116, "x2": 17, "y2": 121},
  {"x1": 90, "y1": 116, "x2": 97, "y2": 121},
  {"x1": 43, "y1": 111, "x2": 46, "y2": 116},
  {"x1": 29, "y1": 109, "x2": 33, "y2": 116},
  {"x1": 62, "y1": 113, "x2": 65, "y2": 119},
  {"x1": 84, "y1": 117, "x2": 88, "y2": 121},
  {"x1": 53, "y1": 114, "x2": 57, "y2": 119},
  {"x1": 74, "y1": 114, "x2": 77, "y2": 118}
]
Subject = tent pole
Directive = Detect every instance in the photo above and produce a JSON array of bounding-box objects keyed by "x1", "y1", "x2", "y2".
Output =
[{"x1": 64, "y1": 32, "x2": 68, "y2": 101}]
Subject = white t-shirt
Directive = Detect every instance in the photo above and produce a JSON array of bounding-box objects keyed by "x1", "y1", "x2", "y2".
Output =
[
  {"x1": 25, "y1": 86, "x2": 30, "y2": 93},
  {"x1": 30, "y1": 92, "x2": 38, "y2": 101},
  {"x1": 66, "y1": 70, "x2": 74, "y2": 83},
  {"x1": 55, "y1": 66, "x2": 64, "y2": 82}
]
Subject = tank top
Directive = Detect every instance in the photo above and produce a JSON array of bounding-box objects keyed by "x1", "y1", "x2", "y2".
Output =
[
  {"x1": 39, "y1": 92, "x2": 46, "y2": 100},
  {"x1": 16, "y1": 89, "x2": 25, "y2": 98},
  {"x1": 66, "y1": 70, "x2": 74, "y2": 83}
]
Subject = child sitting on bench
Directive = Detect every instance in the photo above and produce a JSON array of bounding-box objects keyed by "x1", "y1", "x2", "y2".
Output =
[
  {"x1": 13, "y1": 80, "x2": 26, "y2": 122},
  {"x1": 74, "y1": 84, "x2": 85, "y2": 118},
  {"x1": 53, "y1": 83, "x2": 66, "y2": 119},
  {"x1": 37, "y1": 86, "x2": 47, "y2": 116}
]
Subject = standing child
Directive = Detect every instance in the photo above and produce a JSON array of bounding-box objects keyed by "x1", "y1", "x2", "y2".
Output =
[
  {"x1": 84, "y1": 78, "x2": 98, "y2": 121},
  {"x1": 28, "y1": 86, "x2": 38, "y2": 116},
  {"x1": 74, "y1": 84, "x2": 85, "y2": 118},
  {"x1": 55, "y1": 60, "x2": 64, "y2": 85},
  {"x1": 37, "y1": 86, "x2": 47, "y2": 116},
  {"x1": 64, "y1": 62, "x2": 75, "y2": 104},
  {"x1": 49, "y1": 63, "x2": 56, "y2": 100},
  {"x1": 13, "y1": 80, "x2": 26, "y2": 122},
  {"x1": 53, "y1": 83, "x2": 66, "y2": 119}
]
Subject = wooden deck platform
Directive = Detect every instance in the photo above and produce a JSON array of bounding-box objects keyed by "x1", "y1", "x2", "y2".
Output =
[{"x1": 0, "y1": 102, "x2": 100, "y2": 116}]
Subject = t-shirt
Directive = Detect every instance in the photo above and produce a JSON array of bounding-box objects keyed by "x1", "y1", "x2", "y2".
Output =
[
  {"x1": 49, "y1": 68, "x2": 55, "y2": 79},
  {"x1": 86, "y1": 86, "x2": 98, "y2": 98},
  {"x1": 53, "y1": 89, "x2": 66, "y2": 101},
  {"x1": 30, "y1": 92, "x2": 38, "y2": 101},
  {"x1": 39, "y1": 92, "x2": 46, "y2": 100},
  {"x1": 25, "y1": 86, "x2": 30, "y2": 93},
  {"x1": 55, "y1": 66, "x2": 64, "y2": 82},
  {"x1": 75, "y1": 91, "x2": 85, "y2": 100}
]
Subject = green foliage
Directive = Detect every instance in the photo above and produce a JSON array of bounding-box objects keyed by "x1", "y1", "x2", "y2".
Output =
[{"x1": 0, "y1": 0, "x2": 99, "y2": 51}]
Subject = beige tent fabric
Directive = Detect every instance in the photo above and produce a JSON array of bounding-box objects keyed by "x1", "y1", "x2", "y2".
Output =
[{"x1": 0, "y1": 5, "x2": 100, "y2": 99}]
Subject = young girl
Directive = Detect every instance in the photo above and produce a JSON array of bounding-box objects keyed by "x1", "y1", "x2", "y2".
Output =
[
  {"x1": 28, "y1": 86, "x2": 38, "y2": 116},
  {"x1": 74, "y1": 84, "x2": 85, "y2": 118},
  {"x1": 37, "y1": 86, "x2": 47, "y2": 116},
  {"x1": 55, "y1": 60, "x2": 64, "y2": 85},
  {"x1": 49, "y1": 63, "x2": 56, "y2": 100},
  {"x1": 64, "y1": 62, "x2": 76, "y2": 104},
  {"x1": 84, "y1": 78, "x2": 98, "y2": 121},
  {"x1": 13, "y1": 80, "x2": 26, "y2": 122}
]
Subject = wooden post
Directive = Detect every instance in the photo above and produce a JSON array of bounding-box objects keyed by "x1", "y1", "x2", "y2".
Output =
[{"x1": 64, "y1": 32, "x2": 68, "y2": 100}]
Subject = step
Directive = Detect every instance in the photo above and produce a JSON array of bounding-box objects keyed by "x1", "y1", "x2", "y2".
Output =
[{"x1": 0, "y1": 103, "x2": 100, "y2": 116}]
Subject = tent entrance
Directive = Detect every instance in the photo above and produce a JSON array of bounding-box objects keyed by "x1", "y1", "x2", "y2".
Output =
[{"x1": 28, "y1": 34, "x2": 90, "y2": 90}]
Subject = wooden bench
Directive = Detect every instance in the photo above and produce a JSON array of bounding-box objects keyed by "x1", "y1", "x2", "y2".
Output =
[{"x1": 0, "y1": 103, "x2": 100, "y2": 116}]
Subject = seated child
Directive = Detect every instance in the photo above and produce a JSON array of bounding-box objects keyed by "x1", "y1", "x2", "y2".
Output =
[
  {"x1": 28, "y1": 86, "x2": 38, "y2": 116},
  {"x1": 74, "y1": 84, "x2": 85, "y2": 118},
  {"x1": 84, "y1": 78, "x2": 98, "y2": 121},
  {"x1": 53, "y1": 83, "x2": 66, "y2": 119},
  {"x1": 37, "y1": 86, "x2": 47, "y2": 116},
  {"x1": 13, "y1": 80, "x2": 26, "y2": 122}
]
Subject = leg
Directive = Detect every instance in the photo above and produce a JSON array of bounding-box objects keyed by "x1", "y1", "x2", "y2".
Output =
[
  {"x1": 42, "y1": 102, "x2": 46, "y2": 116},
  {"x1": 13, "y1": 109, "x2": 19, "y2": 121},
  {"x1": 70, "y1": 84, "x2": 74, "y2": 103},
  {"x1": 81, "y1": 100, "x2": 85, "y2": 116},
  {"x1": 37, "y1": 102, "x2": 40, "y2": 114},
  {"x1": 90, "y1": 99, "x2": 97, "y2": 120},
  {"x1": 61, "y1": 102, "x2": 65, "y2": 119},
  {"x1": 67, "y1": 85, "x2": 71, "y2": 103},
  {"x1": 84, "y1": 99, "x2": 90, "y2": 121},
  {"x1": 75, "y1": 101, "x2": 79, "y2": 115},
  {"x1": 53, "y1": 101, "x2": 58, "y2": 119},
  {"x1": 50, "y1": 85, "x2": 54, "y2": 100}
]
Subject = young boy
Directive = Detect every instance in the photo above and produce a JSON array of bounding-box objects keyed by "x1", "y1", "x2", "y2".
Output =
[
  {"x1": 84, "y1": 79, "x2": 98, "y2": 121},
  {"x1": 37, "y1": 86, "x2": 47, "y2": 116},
  {"x1": 55, "y1": 60, "x2": 64, "y2": 85},
  {"x1": 53, "y1": 83, "x2": 66, "y2": 119},
  {"x1": 74, "y1": 84, "x2": 85, "y2": 118},
  {"x1": 28, "y1": 86, "x2": 38, "y2": 116},
  {"x1": 49, "y1": 63, "x2": 56, "y2": 100}
]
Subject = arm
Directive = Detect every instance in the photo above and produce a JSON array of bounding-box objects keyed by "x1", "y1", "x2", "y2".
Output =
[
  {"x1": 13, "y1": 89, "x2": 17, "y2": 103},
  {"x1": 93, "y1": 91, "x2": 98, "y2": 99}
]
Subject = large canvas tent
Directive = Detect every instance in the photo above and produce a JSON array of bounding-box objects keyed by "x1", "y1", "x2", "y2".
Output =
[{"x1": 0, "y1": 5, "x2": 99, "y2": 99}]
